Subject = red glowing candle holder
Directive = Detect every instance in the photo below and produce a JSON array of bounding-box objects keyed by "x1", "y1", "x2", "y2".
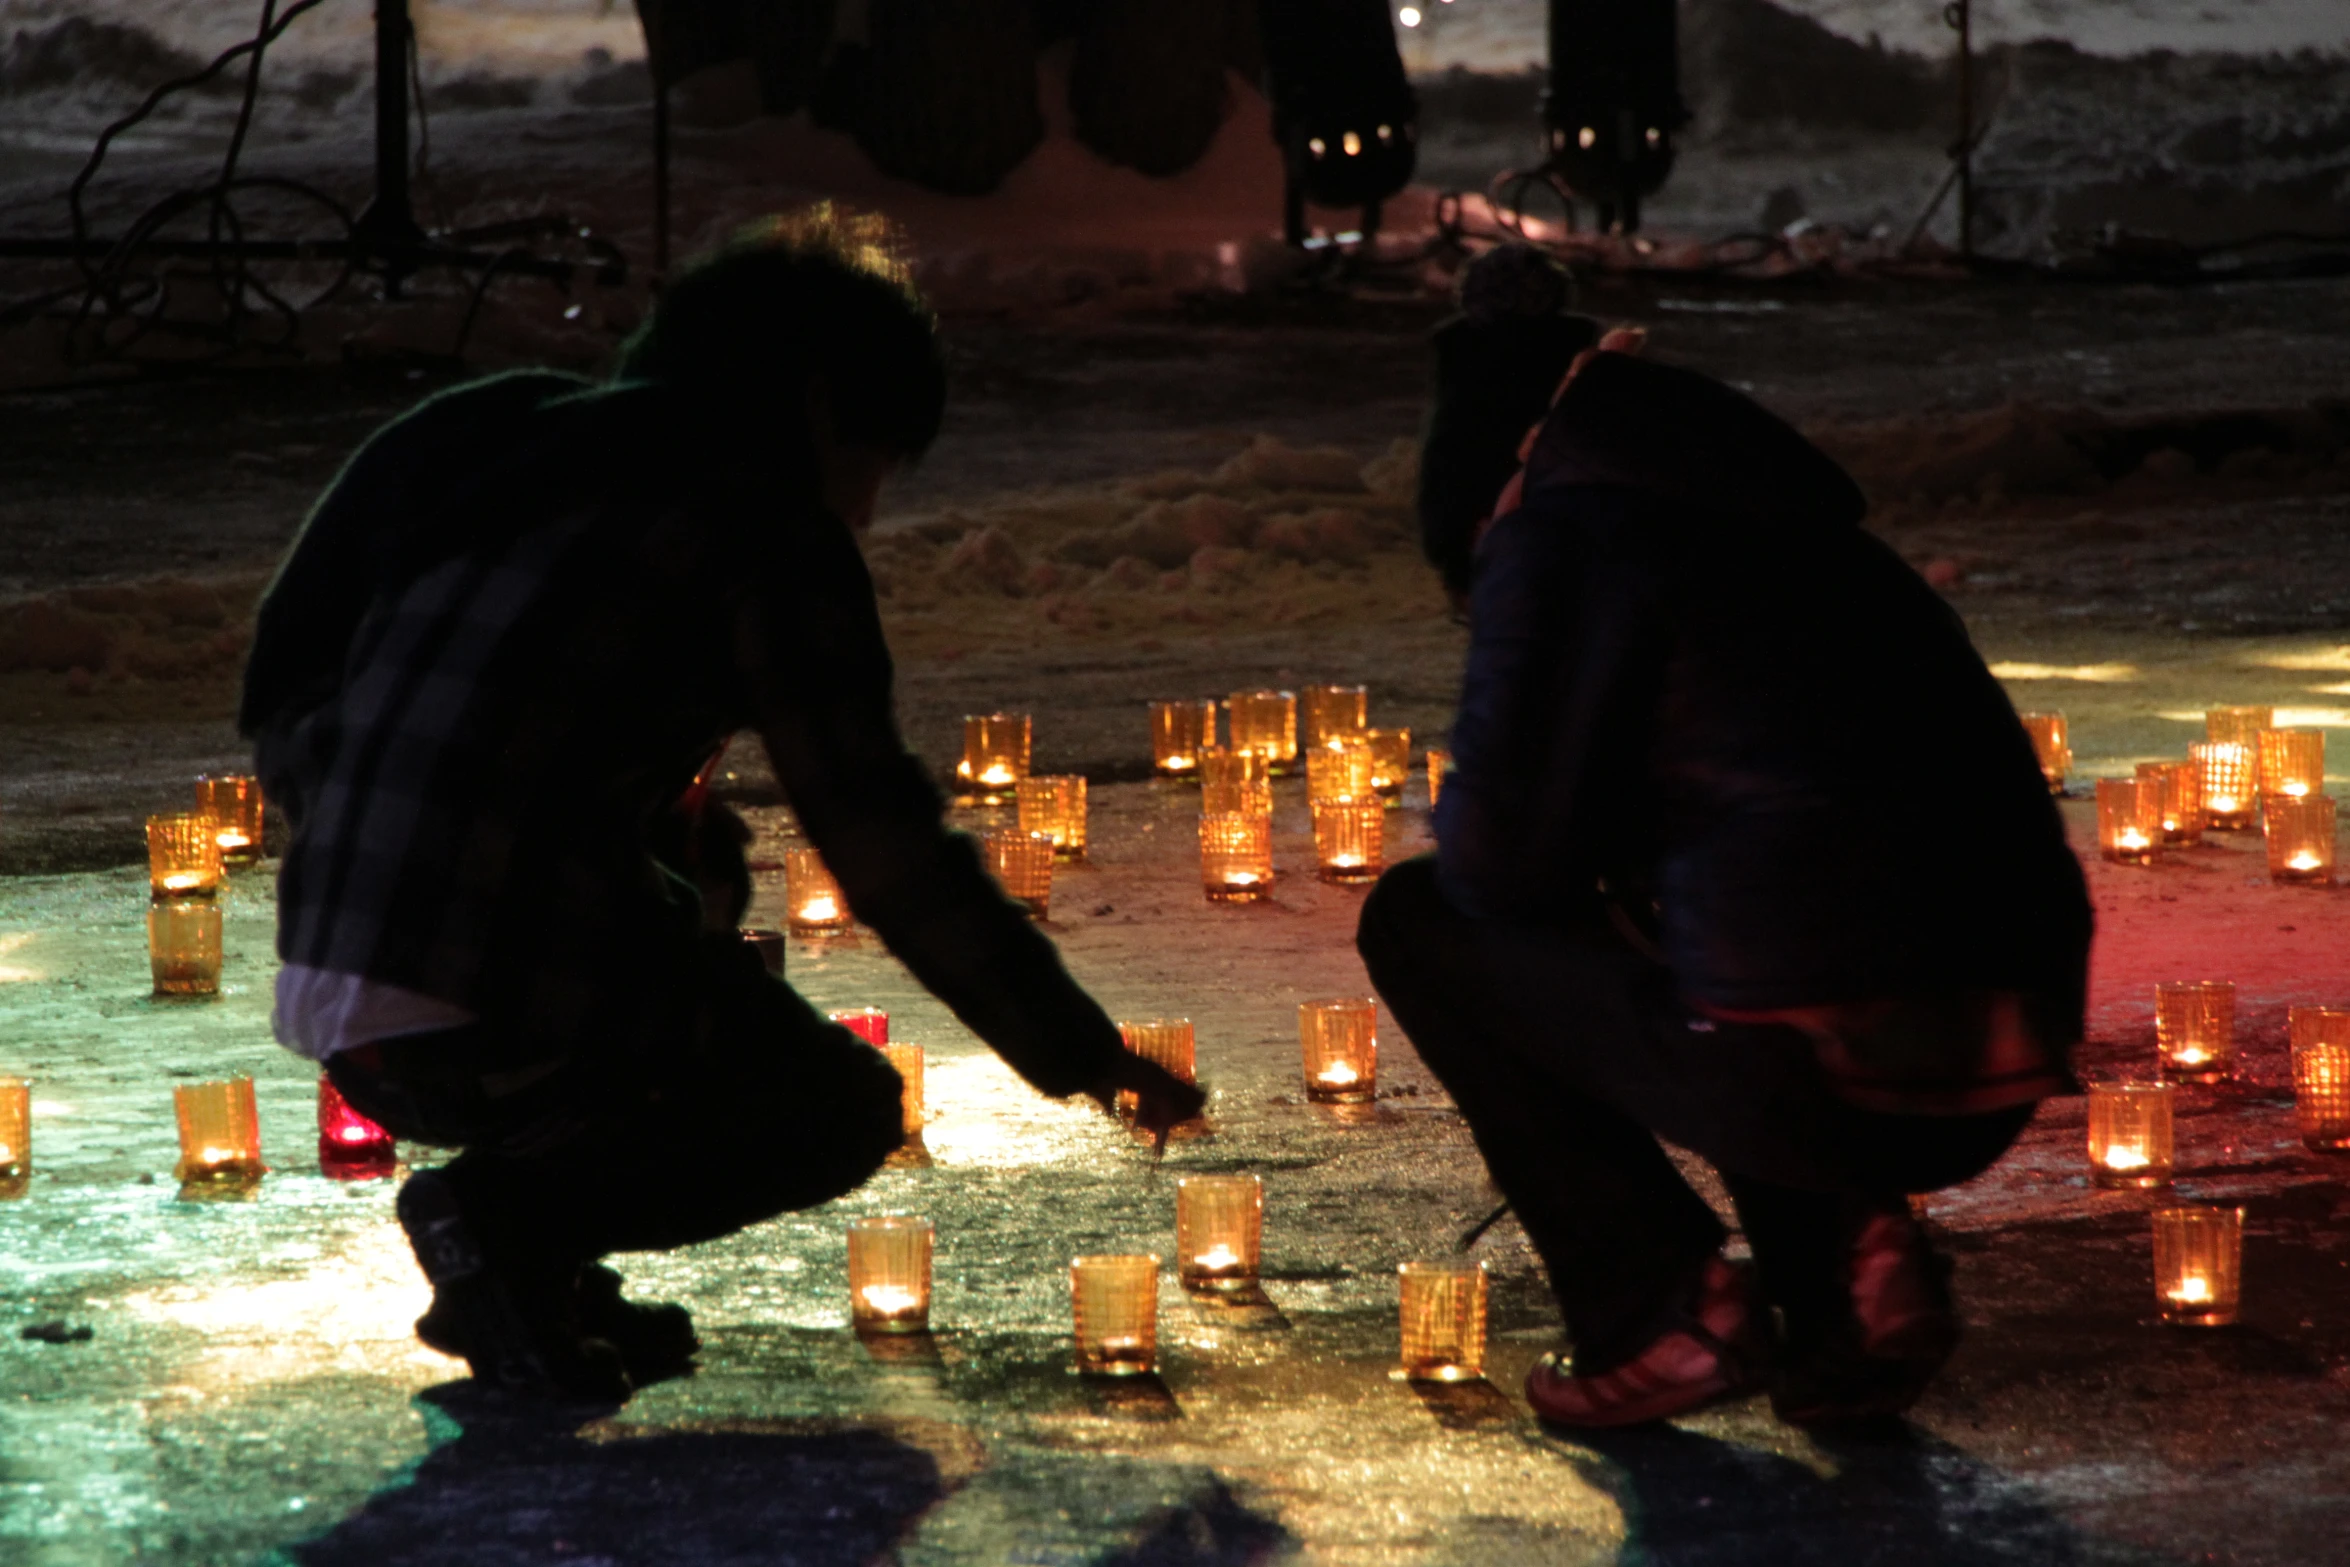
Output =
[
  {"x1": 830, "y1": 1007, "x2": 889, "y2": 1046},
  {"x1": 317, "y1": 1075, "x2": 397, "y2": 1178}
]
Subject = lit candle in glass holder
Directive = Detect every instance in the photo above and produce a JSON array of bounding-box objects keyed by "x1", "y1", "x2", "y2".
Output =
[
  {"x1": 2152, "y1": 1205, "x2": 2242, "y2": 1327},
  {"x1": 1397, "y1": 1260, "x2": 1488, "y2": 1382},
  {"x1": 1070, "y1": 1253, "x2": 1160, "y2": 1376},
  {"x1": 173, "y1": 1076, "x2": 264, "y2": 1186},
  {"x1": 194, "y1": 774, "x2": 266, "y2": 867},
  {"x1": 1199, "y1": 750, "x2": 1272, "y2": 818},
  {"x1": 2258, "y1": 728, "x2": 2325, "y2": 801},
  {"x1": 2086, "y1": 1081, "x2": 2174, "y2": 1188},
  {"x1": 2205, "y1": 705, "x2": 2273, "y2": 748},
  {"x1": 2096, "y1": 777, "x2": 2159, "y2": 863},
  {"x1": 981, "y1": 828, "x2": 1055, "y2": 919},
  {"x1": 2136, "y1": 760, "x2": 2203, "y2": 846},
  {"x1": 1306, "y1": 735, "x2": 1374, "y2": 808},
  {"x1": 2290, "y1": 1006, "x2": 2350, "y2": 1152},
  {"x1": 956, "y1": 711, "x2": 1031, "y2": 803},
  {"x1": 148, "y1": 897, "x2": 222, "y2": 996},
  {"x1": 1199, "y1": 811, "x2": 1273, "y2": 903},
  {"x1": 2263, "y1": 793, "x2": 2336, "y2": 884},
  {"x1": 830, "y1": 1007, "x2": 889, "y2": 1046},
  {"x1": 1226, "y1": 689, "x2": 1298, "y2": 773},
  {"x1": 1150, "y1": 699, "x2": 1218, "y2": 778},
  {"x1": 0, "y1": 1076, "x2": 29, "y2": 1197},
  {"x1": 1300, "y1": 682, "x2": 1369, "y2": 755},
  {"x1": 2155, "y1": 980, "x2": 2235, "y2": 1083},
  {"x1": 1425, "y1": 746, "x2": 1451, "y2": 811},
  {"x1": 147, "y1": 812, "x2": 222, "y2": 899},
  {"x1": 1300, "y1": 998, "x2": 1377, "y2": 1103},
  {"x1": 317, "y1": 1075, "x2": 396, "y2": 1178},
  {"x1": 1176, "y1": 1174, "x2": 1263, "y2": 1290},
  {"x1": 1365, "y1": 728, "x2": 1411, "y2": 803},
  {"x1": 848, "y1": 1215, "x2": 934, "y2": 1333},
  {"x1": 784, "y1": 846, "x2": 853, "y2": 934},
  {"x1": 1117, "y1": 1018, "x2": 1195, "y2": 1097},
  {"x1": 1311, "y1": 798, "x2": 1384, "y2": 883},
  {"x1": 2019, "y1": 712, "x2": 2071, "y2": 794},
  {"x1": 1016, "y1": 775, "x2": 1089, "y2": 861},
  {"x1": 2190, "y1": 741, "x2": 2257, "y2": 831}
]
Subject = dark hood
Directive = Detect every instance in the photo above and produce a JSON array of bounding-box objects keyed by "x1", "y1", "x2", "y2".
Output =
[{"x1": 1521, "y1": 352, "x2": 1866, "y2": 530}]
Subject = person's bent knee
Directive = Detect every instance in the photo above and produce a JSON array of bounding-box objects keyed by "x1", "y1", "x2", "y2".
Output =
[{"x1": 1357, "y1": 854, "x2": 1445, "y2": 976}]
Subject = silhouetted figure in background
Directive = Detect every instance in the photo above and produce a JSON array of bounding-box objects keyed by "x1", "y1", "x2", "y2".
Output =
[
  {"x1": 1415, "y1": 244, "x2": 1597, "y2": 611},
  {"x1": 1361, "y1": 346, "x2": 2090, "y2": 1428},
  {"x1": 241, "y1": 210, "x2": 1201, "y2": 1400}
]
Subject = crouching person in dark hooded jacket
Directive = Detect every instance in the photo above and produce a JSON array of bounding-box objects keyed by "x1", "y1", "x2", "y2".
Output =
[
  {"x1": 1358, "y1": 346, "x2": 2091, "y2": 1428},
  {"x1": 240, "y1": 210, "x2": 1203, "y2": 1400}
]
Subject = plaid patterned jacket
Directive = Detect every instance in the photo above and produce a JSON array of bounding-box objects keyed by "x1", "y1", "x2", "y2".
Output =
[{"x1": 250, "y1": 377, "x2": 1124, "y2": 1098}]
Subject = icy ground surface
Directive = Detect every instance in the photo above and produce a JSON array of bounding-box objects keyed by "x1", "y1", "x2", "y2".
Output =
[{"x1": 3, "y1": 760, "x2": 2350, "y2": 1564}]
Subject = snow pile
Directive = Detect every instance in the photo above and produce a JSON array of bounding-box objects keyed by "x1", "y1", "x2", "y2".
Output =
[{"x1": 0, "y1": 571, "x2": 265, "y2": 681}]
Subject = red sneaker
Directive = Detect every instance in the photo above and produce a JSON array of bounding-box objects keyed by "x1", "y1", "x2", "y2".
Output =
[{"x1": 1524, "y1": 1257, "x2": 1767, "y2": 1429}]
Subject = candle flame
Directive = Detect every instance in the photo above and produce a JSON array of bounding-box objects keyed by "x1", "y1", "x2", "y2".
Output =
[
  {"x1": 215, "y1": 831, "x2": 250, "y2": 849},
  {"x1": 800, "y1": 896, "x2": 840, "y2": 922},
  {"x1": 979, "y1": 766, "x2": 1014, "y2": 786},
  {"x1": 2170, "y1": 1275, "x2": 2213, "y2": 1304},
  {"x1": 1317, "y1": 1062, "x2": 1360, "y2": 1086},
  {"x1": 2100, "y1": 1145, "x2": 2149, "y2": 1170},
  {"x1": 2282, "y1": 782, "x2": 2310, "y2": 797},
  {"x1": 1224, "y1": 872, "x2": 1262, "y2": 887},
  {"x1": 860, "y1": 1284, "x2": 922, "y2": 1315},
  {"x1": 2117, "y1": 829, "x2": 2150, "y2": 850},
  {"x1": 2175, "y1": 1047, "x2": 2210, "y2": 1065},
  {"x1": 0, "y1": 1142, "x2": 14, "y2": 1166},
  {"x1": 1194, "y1": 1244, "x2": 1242, "y2": 1273},
  {"x1": 1165, "y1": 755, "x2": 1193, "y2": 770},
  {"x1": 162, "y1": 873, "x2": 203, "y2": 891},
  {"x1": 1330, "y1": 854, "x2": 1365, "y2": 868},
  {"x1": 2211, "y1": 795, "x2": 2239, "y2": 813},
  {"x1": 2288, "y1": 852, "x2": 2323, "y2": 871}
]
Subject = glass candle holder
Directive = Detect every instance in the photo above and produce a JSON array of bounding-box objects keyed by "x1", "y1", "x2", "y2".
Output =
[
  {"x1": 830, "y1": 1007, "x2": 889, "y2": 1046},
  {"x1": 1200, "y1": 770, "x2": 1272, "y2": 820},
  {"x1": 879, "y1": 1041, "x2": 925, "y2": 1139},
  {"x1": 742, "y1": 927, "x2": 786, "y2": 974},
  {"x1": 1300, "y1": 682, "x2": 1368, "y2": 755},
  {"x1": 848, "y1": 1215, "x2": 934, "y2": 1333},
  {"x1": 957, "y1": 711, "x2": 1031, "y2": 802},
  {"x1": 0, "y1": 1076, "x2": 29, "y2": 1195},
  {"x1": 1016, "y1": 775, "x2": 1089, "y2": 861},
  {"x1": 1198, "y1": 746, "x2": 1266, "y2": 797},
  {"x1": 2263, "y1": 793, "x2": 2336, "y2": 884},
  {"x1": 2290, "y1": 1007, "x2": 2350, "y2": 1152},
  {"x1": 1226, "y1": 689, "x2": 1298, "y2": 773},
  {"x1": 982, "y1": 829, "x2": 1054, "y2": 919},
  {"x1": 2205, "y1": 705, "x2": 2273, "y2": 748},
  {"x1": 2155, "y1": 980, "x2": 2235, "y2": 1083},
  {"x1": 1118, "y1": 1018, "x2": 1196, "y2": 1088},
  {"x1": 2190, "y1": 742, "x2": 2257, "y2": 831},
  {"x1": 1176, "y1": 1174, "x2": 1263, "y2": 1290},
  {"x1": 2136, "y1": 760, "x2": 2203, "y2": 846},
  {"x1": 1300, "y1": 998, "x2": 1377, "y2": 1103},
  {"x1": 1425, "y1": 746, "x2": 1451, "y2": 811},
  {"x1": 2152, "y1": 1205, "x2": 2242, "y2": 1327},
  {"x1": 174, "y1": 1076, "x2": 264, "y2": 1185},
  {"x1": 195, "y1": 774, "x2": 266, "y2": 867},
  {"x1": 147, "y1": 812, "x2": 223, "y2": 899},
  {"x1": 2019, "y1": 712, "x2": 2071, "y2": 794},
  {"x1": 1365, "y1": 728, "x2": 1411, "y2": 802},
  {"x1": 2086, "y1": 1081, "x2": 2174, "y2": 1188},
  {"x1": 1071, "y1": 1253, "x2": 1160, "y2": 1376},
  {"x1": 1311, "y1": 798, "x2": 1384, "y2": 883},
  {"x1": 1398, "y1": 1260, "x2": 1488, "y2": 1382},
  {"x1": 317, "y1": 1075, "x2": 397, "y2": 1178},
  {"x1": 1151, "y1": 699, "x2": 1217, "y2": 778},
  {"x1": 2096, "y1": 777, "x2": 2159, "y2": 863},
  {"x1": 2258, "y1": 728, "x2": 2325, "y2": 801},
  {"x1": 148, "y1": 897, "x2": 222, "y2": 996},
  {"x1": 784, "y1": 846, "x2": 853, "y2": 934},
  {"x1": 1306, "y1": 736, "x2": 1374, "y2": 808},
  {"x1": 1200, "y1": 812, "x2": 1273, "y2": 903}
]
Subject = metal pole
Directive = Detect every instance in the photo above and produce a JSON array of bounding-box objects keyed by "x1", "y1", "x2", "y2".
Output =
[{"x1": 355, "y1": 0, "x2": 424, "y2": 289}]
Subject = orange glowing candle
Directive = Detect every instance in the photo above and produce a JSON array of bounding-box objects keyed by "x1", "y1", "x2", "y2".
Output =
[
  {"x1": 1015, "y1": 775, "x2": 1089, "y2": 861},
  {"x1": 2258, "y1": 728, "x2": 2325, "y2": 801},
  {"x1": 1300, "y1": 682, "x2": 1369, "y2": 755},
  {"x1": 1176, "y1": 1174, "x2": 1263, "y2": 1289},
  {"x1": 1311, "y1": 798, "x2": 1383, "y2": 883},
  {"x1": 148, "y1": 898, "x2": 222, "y2": 997},
  {"x1": 173, "y1": 1076, "x2": 264, "y2": 1186},
  {"x1": 956, "y1": 711, "x2": 1031, "y2": 802},
  {"x1": 194, "y1": 774, "x2": 265, "y2": 867},
  {"x1": 1397, "y1": 1261, "x2": 1488, "y2": 1382},
  {"x1": 848, "y1": 1215, "x2": 934, "y2": 1333},
  {"x1": 2136, "y1": 760, "x2": 2202, "y2": 846},
  {"x1": 2290, "y1": 1007, "x2": 2350, "y2": 1152},
  {"x1": 1070, "y1": 1254, "x2": 1160, "y2": 1375},
  {"x1": 147, "y1": 812, "x2": 222, "y2": 900},
  {"x1": 784, "y1": 846, "x2": 853, "y2": 934},
  {"x1": 981, "y1": 828, "x2": 1054, "y2": 919},
  {"x1": 2086, "y1": 1081, "x2": 2174, "y2": 1189},
  {"x1": 1199, "y1": 811, "x2": 1273, "y2": 902},
  {"x1": 2152, "y1": 1205, "x2": 2241, "y2": 1327},
  {"x1": 2190, "y1": 741, "x2": 2257, "y2": 831},
  {"x1": 1226, "y1": 689, "x2": 1298, "y2": 774},
  {"x1": 2155, "y1": 980, "x2": 2234, "y2": 1084},
  {"x1": 1150, "y1": 699, "x2": 1217, "y2": 778},
  {"x1": 1299, "y1": 998, "x2": 1377, "y2": 1104},
  {"x1": 1424, "y1": 746, "x2": 1451, "y2": 810},
  {"x1": 2096, "y1": 777, "x2": 2159, "y2": 864},
  {"x1": 2263, "y1": 793, "x2": 2335, "y2": 884},
  {"x1": 2019, "y1": 712, "x2": 2071, "y2": 794},
  {"x1": 0, "y1": 1076, "x2": 28, "y2": 1197}
]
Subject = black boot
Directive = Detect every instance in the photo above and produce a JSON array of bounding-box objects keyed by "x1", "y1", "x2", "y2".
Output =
[
  {"x1": 575, "y1": 1263, "x2": 700, "y2": 1385},
  {"x1": 398, "y1": 1170, "x2": 631, "y2": 1402}
]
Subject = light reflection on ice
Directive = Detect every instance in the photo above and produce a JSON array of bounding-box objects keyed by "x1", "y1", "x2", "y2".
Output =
[{"x1": 919, "y1": 1053, "x2": 1102, "y2": 1170}]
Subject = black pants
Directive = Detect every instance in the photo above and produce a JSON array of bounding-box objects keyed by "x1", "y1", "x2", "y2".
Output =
[
  {"x1": 1357, "y1": 857, "x2": 2032, "y2": 1368},
  {"x1": 329, "y1": 933, "x2": 904, "y2": 1274}
]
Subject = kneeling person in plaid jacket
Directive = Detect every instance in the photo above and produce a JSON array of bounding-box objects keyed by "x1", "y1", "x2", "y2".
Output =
[{"x1": 240, "y1": 211, "x2": 1202, "y2": 1400}]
